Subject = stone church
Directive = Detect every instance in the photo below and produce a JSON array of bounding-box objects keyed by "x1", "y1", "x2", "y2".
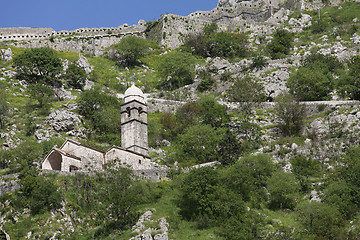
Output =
[{"x1": 42, "y1": 84, "x2": 167, "y2": 179}]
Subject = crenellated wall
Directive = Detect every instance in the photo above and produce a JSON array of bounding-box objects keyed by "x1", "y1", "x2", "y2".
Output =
[{"x1": 0, "y1": 21, "x2": 147, "y2": 45}]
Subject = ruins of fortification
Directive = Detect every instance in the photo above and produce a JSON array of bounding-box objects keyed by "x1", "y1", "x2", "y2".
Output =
[{"x1": 0, "y1": 0, "x2": 288, "y2": 53}]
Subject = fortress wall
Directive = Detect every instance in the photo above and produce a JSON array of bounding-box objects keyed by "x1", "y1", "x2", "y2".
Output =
[{"x1": 0, "y1": 22, "x2": 146, "y2": 44}]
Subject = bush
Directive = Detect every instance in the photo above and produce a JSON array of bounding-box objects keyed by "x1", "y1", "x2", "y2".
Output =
[
  {"x1": 274, "y1": 93, "x2": 306, "y2": 136},
  {"x1": 156, "y1": 51, "x2": 197, "y2": 90},
  {"x1": 338, "y1": 55, "x2": 360, "y2": 100},
  {"x1": 268, "y1": 171, "x2": 300, "y2": 210},
  {"x1": 27, "y1": 83, "x2": 54, "y2": 109},
  {"x1": 108, "y1": 36, "x2": 159, "y2": 67},
  {"x1": 13, "y1": 47, "x2": 62, "y2": 86},
  {"x1": 227, "y1": 76, "x2": 266, "y2": 119},
  {"x1": 296, "y1": 201, "x2": 344, "y2": 239},
  {"x1": 175, "y1": 125, "x2": 226, "y2": 165},
  {"x1": 77, "y1": 88, "x2": 121, "y2": 133},
  {"x1": 205, "y1": 32, "x2": 249, "y2": 58},
  {"x1": 197, "y1": 95, "x2": 229, "y2": 128},
  {"x1": 184, "y1": 28, "x2": 249, "y2": 58},
  {"x1": 267, "y1": 29, "x2": 293, "y2": 59},
  {"x1": 63, "y1": 62, "x2": 87, "y2": 90},
  {"x1": 287, "y1": 67, "x2": 332, "y2": 101},
  {"x1": 0, "y1": 83, "x2": 9, "y2": 129}
]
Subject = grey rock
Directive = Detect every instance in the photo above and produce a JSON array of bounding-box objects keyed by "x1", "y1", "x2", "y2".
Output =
[
  {"x1": 0, "y1": 228, "x2": 10, "y2": 240},
  {"x1": 47, "y1": 110, "x2": 81, "y2": 132},
  {"x1": 77, "y1": 55, "x2": 93, "y2": 74},
  {"x1": 351, "y1": 33, "x2": 360, "y2": 44},
  {"x1": 0, "y1": 177, "x2": 20, "y2": 196},
  {"x1": 132, "y1": 211, "x2": 153, "y2": 232},
  {"x1": 35, "y1": 129, "x2": 51, "y2": 142},
  {"x1": 54, "y1": 87, "x2": 77, "y2": 101},
  {"x1": 0, "y1": 48, "x2": 13, "y2": 61},
  {"x1": 83, "y1": 79, "x2": 94, "y2": 90}
]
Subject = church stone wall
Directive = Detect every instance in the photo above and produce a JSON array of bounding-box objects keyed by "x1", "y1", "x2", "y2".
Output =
[
  {"x1": 61, "y1": 141, "x2": 104, "y2": 171},
  {"x1": 105, "y1": 147, "x2": 152, "y2": 170}
]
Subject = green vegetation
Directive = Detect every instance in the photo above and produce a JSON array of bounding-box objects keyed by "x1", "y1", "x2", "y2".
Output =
[
  {"x1": 156, "y1": 50, "x2": 197, "y2": 90},
  {"x1": 287, "y1": 54, "x2": 343, "y2": 101},
  {"x1": 267, "y1": 29, "x2": 293, "y2": 59},
  {"x1": 63, "y1": 62, "x2": 87, "y2": 90},
  {"x1": 108, "y1": 36, "x2": 160, "y2": 67},
  {"x1": 13, "y1": 47, "x2": 62, "y2": 86},
  {"x1": 2, "y1": 2, "x2": 360, "y2": 239},
  {"x1": 184, "y1": 24, "x2": 249, "y2": 59}
]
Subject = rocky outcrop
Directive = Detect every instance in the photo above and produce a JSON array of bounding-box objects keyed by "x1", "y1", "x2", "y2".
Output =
[
  {"x1": 0, "y1": 174, "x2": 20, "y2": 196},
  {"x1": 47, "y1": 110, "x2": 82, "y2": 132},
  {"x1": 54, "y1": 87, "x2": 76, "y2": 101},
  {"x1": 130, "y1": 211, "x2": 169, "y2": 240},
  {"x1": 0, "y1": 48, "x2": 13, "y2": 61},
  {"x1": 77, "y1": 55, "x2": 93, "y2": 74}
]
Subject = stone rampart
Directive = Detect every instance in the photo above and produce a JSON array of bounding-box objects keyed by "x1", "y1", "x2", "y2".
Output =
[{"x1": 0, "y1": 21, "x2": 147, "y2": 46}]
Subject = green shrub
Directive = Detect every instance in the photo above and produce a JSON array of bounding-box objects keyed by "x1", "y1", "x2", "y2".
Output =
[
  {"x1": 77, "y1": 88, "x2": 122, "y2": 133},
  {"x1": 274, "y1": 93, "x2": 306, "y2": 136},
  {"x1": 267, "y1": 29, "x2": 293, "y2": 59},
  {"x1": 156, "y1": 51, "x2": 197, "y2": 90},
  {"x1": 108, "y1": 36, "x2": 159, "y2": 67},
  {"x1": 338, "y1": 55, "x2": 360, "y2": 100},
  {"x1": 63, "y1": 62, "x2": 87, "y2": 90},
  {"x1": 184, "y1": 29, "x2": 249, "y2": 58},
  {"x1": 205, "y1": 32, "x2": 248, "y2": 58},
  {"x1": 296, "y1": 201, "x2": 344, "y2": 239},
  {"x1": 268, "y1": 171, "x2": 300, "y2": 210},
  {"x1": 13, "y1": 47, "x2": 62, "y2": 86},
  {"x1": 227, "y1": 76, "x2": 266, "y2": 119}
]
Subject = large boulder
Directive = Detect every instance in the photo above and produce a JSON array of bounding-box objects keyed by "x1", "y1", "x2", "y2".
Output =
[
  {"x1": 47, "y1": 110, "x2": 82, "y2": 132},
  {"x1": 77, "y1": 55, "x2": 93, "y2": 74},
  {"x1": 0, "y1": 48, "x2": 13, "y2": 62}
]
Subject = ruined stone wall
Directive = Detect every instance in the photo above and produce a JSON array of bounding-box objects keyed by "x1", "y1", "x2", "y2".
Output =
[
  {"x1": 0, "y1": 21, "x2": 147, "y2": 56},
  {"x1": 160, "y1": 2, "x2": 273, "y2": 48}
]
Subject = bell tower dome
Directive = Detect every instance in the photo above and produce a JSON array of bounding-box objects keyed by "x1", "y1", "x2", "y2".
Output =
[{"x1": 121, "y1": 84, "x2": 148, "y2": 155}]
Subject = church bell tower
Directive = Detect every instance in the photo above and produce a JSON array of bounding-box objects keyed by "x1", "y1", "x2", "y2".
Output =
[{"x1": 121, "y1": 84, "x2": 148, "y2": 155}]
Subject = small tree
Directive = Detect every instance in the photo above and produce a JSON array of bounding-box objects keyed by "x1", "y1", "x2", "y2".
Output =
[
  {"x1": 338, "y1": 55, "x2": 360, "y2": 100},
  {"x1": 227, "y1": 76, "x2": 266, "y2": 120},
  {"x1": 268, "y1": 171, "x2": 300, "y2": 210},
  {"x1": 197, "y1": 95, "x2": 229, "y2": 128},
  {"x1": 63, "y1": 62, "x2": 87, "y2": 90},
  {"x1": 28, "y1": 84, "x2": 54, "y2": 109},
  {"x1": 156, "y1": 51, "x2": 197, "y2": 90},
  {"x1": 109, "y1": 36, "x2": 158, "y2": 67},
  {"x1": 13, "y1": 47, "x2": 62, "y2": 86},
  {"x1": 296, "y1": 201, "x2": 344, "y2": 239},
  {"x1": 0, "y1": 83, "x2": 9, "y2": 129},
  {"x1": 274, "y1": 93, "x2": 306, "y2": 136},
  {"x1": 176, "y1": 125, "x2": 226, "y2": 165},
  {"x1": 205, "y1": 32, "x2": 249, "y2": 58},
  {"x1": 267, "y1": 29, "x2": 294, "y2": 59}
]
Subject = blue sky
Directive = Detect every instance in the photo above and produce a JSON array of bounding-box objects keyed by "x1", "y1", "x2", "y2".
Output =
[{"x1": 1, "y1": 0, "x2": 218, "y2": 31}]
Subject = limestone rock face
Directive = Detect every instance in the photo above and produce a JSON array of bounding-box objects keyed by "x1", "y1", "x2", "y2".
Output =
[
  {"x1": 218, "y1": 0, "x2": 238, "y2": 7},
  {"x1": 351, "y1": 33, "x2": 360, "y2": 44},
  {"x1": 0, "y1": 48, "x2": 13, "y2": 61},
  {"x1": 47, "y1": 110, "x2": 82, "y2": 132},
  {"x1": 54, "y1": 87, "x2": 77, "y2": 101},
  {"x1": 130, "y1": 211, "x2": 169, "y2": 240},
  {"x1": 77, "y1": 55, "x2": 93, "y2": 74}
]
